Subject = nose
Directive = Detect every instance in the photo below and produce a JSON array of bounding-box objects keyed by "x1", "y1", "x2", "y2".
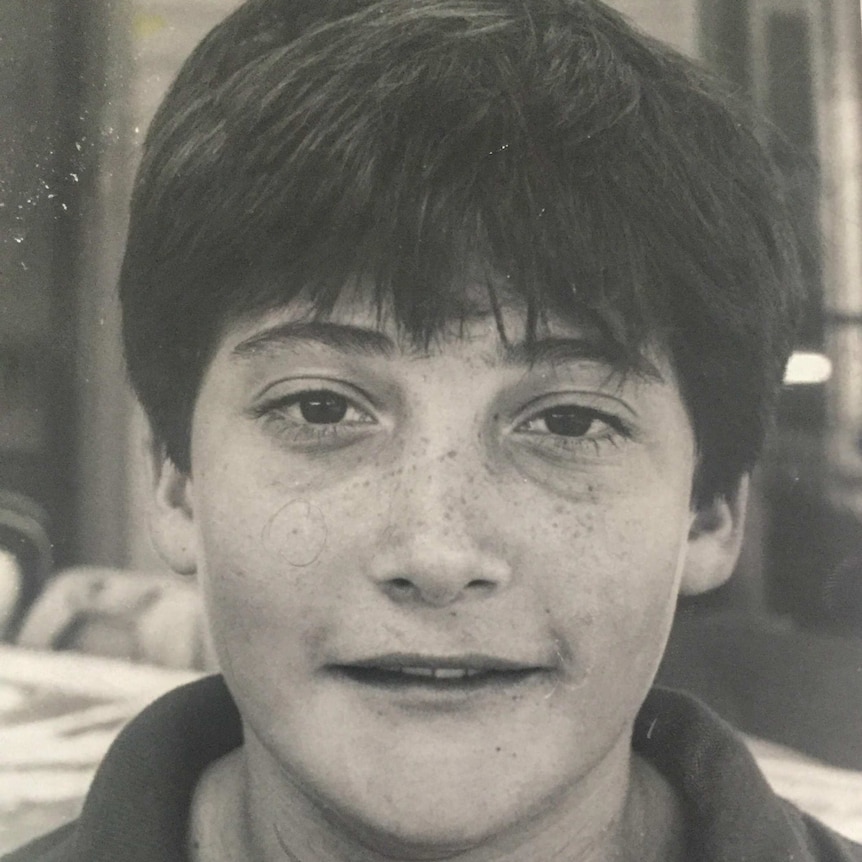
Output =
[
  {"x1": 372, "y1": 535, "x2": 513, "y2": 607},
  {"x1": 368, "y1": 451, "x2": 513, "y2": 607}
]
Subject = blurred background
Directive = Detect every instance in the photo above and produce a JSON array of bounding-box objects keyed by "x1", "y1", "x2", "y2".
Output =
[{"x1": 0, "y1": 0, "x2": 860, "y2": 762}]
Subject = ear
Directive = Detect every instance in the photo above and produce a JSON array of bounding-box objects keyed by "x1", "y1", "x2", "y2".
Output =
[
  {"x1": 144, "y1": 428, "x2": 198, "y2": 576},
  {"x1": 679, "y1": 474, "x2": 749, "y2": 596}
]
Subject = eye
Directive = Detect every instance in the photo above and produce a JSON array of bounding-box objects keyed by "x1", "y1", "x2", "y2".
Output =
[
  {"x1": 515, "y1": 405, "x2": 626, "y2": 442},
  {"x1": 251, "y1": 386, "x2": 377, "y2": 449},
  {"x1": 530, "y1": 407, "x2": 598, "y2": 437},
  {"x1": 270, "y1": 389, "x2": 373, "y2": 426},
  {"x1": 293, "y1": 391, "x2": 352, "y2": 424}
]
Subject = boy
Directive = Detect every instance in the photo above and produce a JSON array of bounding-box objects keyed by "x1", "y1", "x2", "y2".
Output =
[{"x1": 8, "y1": 0, "x2": 861, "y2": 859}]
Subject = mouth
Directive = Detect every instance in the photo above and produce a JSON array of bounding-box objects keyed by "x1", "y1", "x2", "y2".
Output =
[{"x1": 331, "y1": 654, "x2": 550, "y2": 692}]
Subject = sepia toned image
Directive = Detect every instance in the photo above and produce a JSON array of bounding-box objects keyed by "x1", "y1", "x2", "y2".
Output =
[{"x1": 1, "y1": 1, "x2": 861, "y2": 859}]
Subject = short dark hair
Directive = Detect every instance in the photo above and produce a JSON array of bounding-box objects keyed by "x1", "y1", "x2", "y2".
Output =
[{"x1": 120, "y1": 0, "x2": 803, "y2": 503}]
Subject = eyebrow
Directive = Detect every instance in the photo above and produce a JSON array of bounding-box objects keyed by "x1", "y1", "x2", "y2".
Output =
[
  {"x1": 230, "y1": 320, "x2": 617, "y2": 367},
  {"x1": 231, "y1": 321, "x2": 396, "y2": 359},
  {"x1": 502, "y1": 336, "x2": 617, "y2": 367}
]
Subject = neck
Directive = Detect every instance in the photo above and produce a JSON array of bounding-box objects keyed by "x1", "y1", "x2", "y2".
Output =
[{"x1": 188, "y1": 734, "x2": 683, "y2": 862}]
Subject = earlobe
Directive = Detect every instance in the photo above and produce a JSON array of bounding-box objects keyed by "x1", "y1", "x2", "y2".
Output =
[
  {"x1": 679, "y1": 475, "x2": 750, "y2": 596},
  {"x1": 145, "y1": 430, "x2": 199, "y2": 576}
]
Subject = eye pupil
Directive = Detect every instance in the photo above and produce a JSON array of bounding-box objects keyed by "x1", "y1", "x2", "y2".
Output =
[
  {"x1": 298, "y1": 391, "x2": 348, "y2": 424},
  {"x1": 543, "y1": 408, "x2": 593, "y2": 437}
]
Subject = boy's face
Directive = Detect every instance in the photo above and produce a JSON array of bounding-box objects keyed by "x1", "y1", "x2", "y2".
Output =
[{"x1": 152, "y1": 290, "x2": 744, "y2": 854}]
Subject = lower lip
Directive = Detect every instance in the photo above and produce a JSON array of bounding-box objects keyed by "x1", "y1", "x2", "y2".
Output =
[{"x1": 330, "y1": 667, "x2": 551, "y2": 707}]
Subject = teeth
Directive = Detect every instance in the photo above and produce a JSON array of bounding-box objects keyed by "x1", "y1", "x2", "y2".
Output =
[
  {"x1": 398, "y1": 667, "x2": 483, "y2": 679},
  {"x1": 433, "y1": 668, "x2": 470, "y2": 679}
]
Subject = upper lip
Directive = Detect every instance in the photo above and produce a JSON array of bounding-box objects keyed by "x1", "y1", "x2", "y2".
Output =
[{"x1": 336, "y1": 653, "x2": 547, "y2": 672}]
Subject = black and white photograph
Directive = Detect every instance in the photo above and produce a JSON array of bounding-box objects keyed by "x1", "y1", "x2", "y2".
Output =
[{"x1": 1, "y1": 1, "x2": 861, "y2": 859}]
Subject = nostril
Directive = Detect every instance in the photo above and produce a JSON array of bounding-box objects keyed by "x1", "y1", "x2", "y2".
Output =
[
  {"x1": 382, "y1": 577, "x2": 419, "y2": 604},
  {"x1": 466, "y1": 578, "x2": 496, "y2": 592}
]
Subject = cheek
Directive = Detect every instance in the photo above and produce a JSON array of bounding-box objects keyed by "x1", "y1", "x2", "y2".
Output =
[
  {"x1": 191, "y1": 482, "x2": 325, "y2": 657},
  {"x1": 261, "y1": 499, "x2": 329, "y2": 566},
  {"x1": 191, "y1": 468, "x2": 378, "y2": 670},
  {"x1": 532, "y1": 492, "x2": 690, "y2": 669}
]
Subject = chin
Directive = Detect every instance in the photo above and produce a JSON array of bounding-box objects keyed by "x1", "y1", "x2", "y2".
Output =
[
  {"x1": 322, "y1": 772, "x2": 541, "y2": 861},
  {"x1": 335, "y1": 806, "x2": 505, "y2": 861}
]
